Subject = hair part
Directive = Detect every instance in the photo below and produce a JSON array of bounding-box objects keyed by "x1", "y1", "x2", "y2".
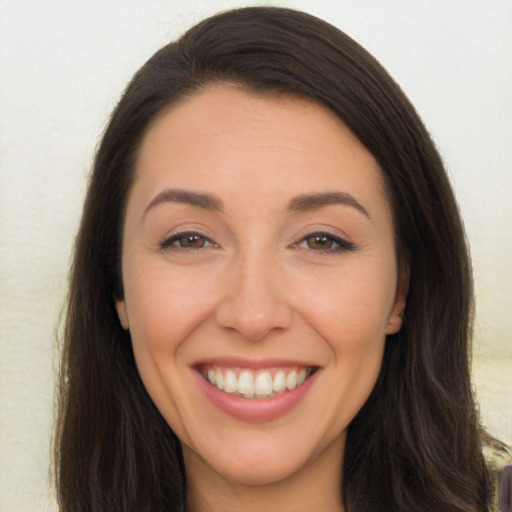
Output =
[{"x1": 55, "y1": 7, "x2": 495, "y2": 511}]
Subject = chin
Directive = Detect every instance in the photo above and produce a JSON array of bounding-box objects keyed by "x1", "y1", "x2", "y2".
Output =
[
  {"x1": 206, "y1": 451, "x2": 312, "y2": 486},
  {"x1": 182, "y1": 425, "x2": 340, "y2": 488}
]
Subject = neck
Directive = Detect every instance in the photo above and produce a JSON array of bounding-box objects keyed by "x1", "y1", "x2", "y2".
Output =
[{"x1": 184, "y1": 436, "x2": 346, "y2": 512}]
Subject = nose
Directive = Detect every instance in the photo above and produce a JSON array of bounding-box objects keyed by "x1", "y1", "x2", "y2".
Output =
[{"x1": 215, "y1": 252, "x2": 293, "y2": 342}]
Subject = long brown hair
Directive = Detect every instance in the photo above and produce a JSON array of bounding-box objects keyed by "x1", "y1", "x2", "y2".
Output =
[{"x1": 55, "y1": 7, "x2": 493, "y2": 511}]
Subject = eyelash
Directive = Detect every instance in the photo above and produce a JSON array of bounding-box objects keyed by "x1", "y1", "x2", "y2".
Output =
[
  {"x1": 293, "y1": 231, "x2": 355, "y2": 254},
  {"x1": 160, "y1": 230, "x2": 355, "y2": 254},
  {"x1": 160, "y1": 231, "x2": 218, "y2": 252}
]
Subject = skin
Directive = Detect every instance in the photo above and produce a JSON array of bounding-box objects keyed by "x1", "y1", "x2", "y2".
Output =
[{"x1": 115, "y1": 85, "x2": 408, "y2": 512}]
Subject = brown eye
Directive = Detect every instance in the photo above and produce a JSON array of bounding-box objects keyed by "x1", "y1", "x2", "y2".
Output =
[
  {"x1": 306, "y1": 234, "x2": 335, "y2": 250},
  {"x1": 178, "y1": 234, "x2": 207, "y2": 248},
  {"x1": 161, "y1": 232, "x2": 216, "y2": 250},
  {"x1": 295, "y1": 232, "x2": 355, "y2": 253}
]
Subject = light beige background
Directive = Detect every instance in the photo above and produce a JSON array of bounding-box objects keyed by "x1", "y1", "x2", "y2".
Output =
[{"x1": 1, "y1": 1, "x2": 510, "y2": 510}]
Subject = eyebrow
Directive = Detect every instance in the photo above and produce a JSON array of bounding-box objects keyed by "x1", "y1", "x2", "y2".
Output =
[
  {"x1": 143, "y1": 189, "x2": 224, "y2": 217},
  {"x1": 143, "y1": 188, "x2": 370, "y2": 220},
  {"x1": 287, "y1": 191, "x2": 371, "y2": 220}
]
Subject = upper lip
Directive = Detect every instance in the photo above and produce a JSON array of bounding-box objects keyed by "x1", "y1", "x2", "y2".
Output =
[{"x1": 192, "y1": 356, "x2": 319, "y2": 370}]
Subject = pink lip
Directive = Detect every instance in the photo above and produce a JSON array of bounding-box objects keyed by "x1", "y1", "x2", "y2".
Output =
[
  {"x1": 193, "y1": 364, "x2": 319, "y2": 423},
  {"x1": 192, "y1": 356, "x2": 313, "y2": 369}
]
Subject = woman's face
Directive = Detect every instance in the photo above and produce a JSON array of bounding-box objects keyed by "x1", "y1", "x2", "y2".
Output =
[{"x1": 116, "y1": 85, "x2": 407, "y2": 487}]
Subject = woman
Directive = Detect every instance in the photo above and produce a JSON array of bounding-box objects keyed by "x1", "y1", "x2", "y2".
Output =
[{"x1": 55, "y1": 7, "x2": 495, "y2": 511}]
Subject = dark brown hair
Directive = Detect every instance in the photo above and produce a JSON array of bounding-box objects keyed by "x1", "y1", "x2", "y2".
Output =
[{"x1": 55, "y1": 7, "x2": 493, "y2": 511}]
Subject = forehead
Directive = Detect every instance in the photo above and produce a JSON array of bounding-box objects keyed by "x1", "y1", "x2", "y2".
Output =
[{"x1": 130, "y1": 85, "x2": 390, "y2": 218}]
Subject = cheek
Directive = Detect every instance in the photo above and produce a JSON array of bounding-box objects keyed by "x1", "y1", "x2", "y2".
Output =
[
  {"x1": 124, "y1": 260, "x2": 221, "y2": 354},
  {"x1": 122, "y1": 261, "x2": 223, "y2": 436},
  {"x1": 295, "y1": 258, "x2": 398, "y2": 351}
]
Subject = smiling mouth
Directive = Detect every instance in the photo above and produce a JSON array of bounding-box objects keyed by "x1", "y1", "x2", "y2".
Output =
[{"x1": 198, "y1": 365, "x2": 318, "y2": 399}]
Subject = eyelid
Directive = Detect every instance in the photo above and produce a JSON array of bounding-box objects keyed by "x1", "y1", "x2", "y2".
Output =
[
  {"x1": 293, "y1": 230, "x2": 355, "y2": 252},
  {"x1": 160, "y1": 230, "x2": 219, "y2": 250}
]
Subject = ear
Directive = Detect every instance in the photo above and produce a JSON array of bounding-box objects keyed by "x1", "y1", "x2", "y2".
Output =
[
  {"x1": 114, "y1": 296, "x2": 129, "y2": 330},
  {"x1": 385, "y1": 263, "x2": 410, "y2": 335}
]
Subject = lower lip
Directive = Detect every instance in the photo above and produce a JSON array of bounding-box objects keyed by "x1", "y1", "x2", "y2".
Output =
[{"x1": 195, "y1": 369, "x2": 319, "y2": 423}]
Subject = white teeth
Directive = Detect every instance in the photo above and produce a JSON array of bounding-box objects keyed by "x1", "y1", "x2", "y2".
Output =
[
  {"x1": 254, "y1": 371, "x2": 273, "y2": 396},
  {"x1": 286, "y1": 370, "x2": 297, "y2": 390},
  {"x1": 203, "y1": 366, "x2": 313, "y2": 398},
  {"x1": 215, "y1": 368, "x2": 224, "y2": 390},
  {"x1": 238, "y1": 371, "x2": 254, "y2": 398},
  {"x1": 272, "y1": 370, "x2": 286, "y2": 393},
  {"x1": 224, "y1": 370, "x2": 238, "y2": 393},
  {"x1": 297, "y1": 368, "x2": 307, "y2": 386}
]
